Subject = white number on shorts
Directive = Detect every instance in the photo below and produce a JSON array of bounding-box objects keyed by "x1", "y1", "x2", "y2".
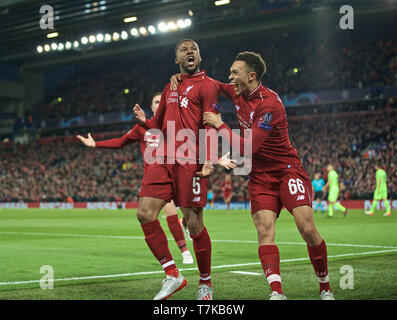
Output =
[
  {"x1": 288, "y1": 178, "x2": 305, "y2": 195},
  {"x1": 193, "y1": 177, "x2": 201, "y2": 195}
]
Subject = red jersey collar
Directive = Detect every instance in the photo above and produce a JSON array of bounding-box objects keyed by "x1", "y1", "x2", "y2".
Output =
[
  {"x1": 180, "y1": 70, "x2": 206, "y2": 79},
  {"x1": 247, "y1": 82, "x2": 262, "y2": 99}
]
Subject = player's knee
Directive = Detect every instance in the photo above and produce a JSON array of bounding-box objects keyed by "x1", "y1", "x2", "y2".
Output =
[{"x1": 136, "y1": 207, "x2": 156, "y2": 224}]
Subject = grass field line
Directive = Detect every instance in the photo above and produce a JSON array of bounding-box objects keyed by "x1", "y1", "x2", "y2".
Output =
[
  {"x1": 1, "y1": 231, "x2": 397, "y2": 249},
  {"x1": 1, "y1": 248, "x2": 396, "y2": 286}
]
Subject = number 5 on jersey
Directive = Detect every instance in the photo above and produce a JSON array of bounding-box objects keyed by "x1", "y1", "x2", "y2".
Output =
[{"x1": 193, "y1": 177, "x2": 201, "y2": 195}]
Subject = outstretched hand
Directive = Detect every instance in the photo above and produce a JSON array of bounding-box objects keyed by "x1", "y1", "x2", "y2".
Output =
[
  {"x1": 133, "y1": 104, "x2": 146, "y2": 124},
  {"x1": 218, "y1": 152, "x2": 237, "y2": 170},
  {"x1": 76, "y1": 133, "x2": 95, "y2": 147}
]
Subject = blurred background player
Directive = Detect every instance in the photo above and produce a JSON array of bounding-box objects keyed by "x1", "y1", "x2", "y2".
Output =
[
  {"x1": 221, "y1": 173, "x2": 233, "y2": 211},
  {"x1": 207, "y1": 189, "x2": 215, "y2": 209},
  {"x1": 323, "y1": 164, "x2": 347, "y2": 218},
  {"x1": 312, "y1": 173, "x2": 325, "y2": 213},
  {"x1": 365, "y1": 162, "x2": 392, "y2": 216},
  {"x1": 76, "y1": 92, "x2": 194, "y2": 265}
]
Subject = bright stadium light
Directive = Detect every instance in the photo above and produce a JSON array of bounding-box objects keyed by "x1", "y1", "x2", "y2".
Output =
[
  {"x1": 104, "y1": 33, "x2": 112, "y2": 42},
  {"x1": 112, "y1": 32, "x2": 120, "y2": 41},
  {"x1": 188, "y1": 10, "x2": 194, "y2": 16},
  {"x1": 139, "y1": 27, "x2": 147, "y2": 35},
  {"x1": 130, "y1": 28, "x2": 139, "y2": 36},
  {"x1": 65, "y1": 41, "x2": 72, "y2": 50},
  {"x1": 177, "y1": 19, "x2": 186, "y2": 28},
  {"x1": 47, "y1": 32, "x2": 59, "y2": 38},
  {"x1": 51, "y1": 42, "x2": 58, "y2": 50},
  {"x1": 44, "y1": 44, "x2": 50, "y2": 52},
  {"x1": 123, "y1": 16, "x2": 137, "y2": 23},
  {"x1": 73, "y1": 40, "x2": 79, "y2": 48},
  {"x1": 168, "y1": 21, "x2": 177, "y2": 30},
  {"x1": 89, "y1": 35, "x2": 96, "y2": 43},
  {"x1": 148, "y1": 25, "x2": 156, "y2": 34},
  {"x1": 158, "y1": 22, "x2": 169, "y2": 32},
  {"x1": 215, "y1": 0, "x2": 230, "y2": 6},
  {"x1": 96, "y1": 33, "x2": 104, "y2": 42},
  {"x1": 81, "y1": 36, "x2": 88, "y2": 45},
  {"x1": 57, "y1": 43, "x2": 64, "y2": 51},
  {"x1": 37, "y1": 45, "x2": 43, "y2": 53},
  {"x1": 121, "y1": 30, "x2": 128, "y2": 40},
  {"x1": 184, "y1": 18, "x2": 192, "y2": 27}
]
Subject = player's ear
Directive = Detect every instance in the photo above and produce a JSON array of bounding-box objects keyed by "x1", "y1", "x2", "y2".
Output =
[
  {"x1": 249, "y1": 71, "x2": 257, "y2": 82},
  {"x1": 175, "y1": 56, "x2": 179, "y2": 65}
]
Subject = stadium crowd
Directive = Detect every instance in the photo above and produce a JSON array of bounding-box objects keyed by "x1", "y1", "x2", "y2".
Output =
[
  {"x1": 1, "y1": 108, "x2": 396, "y2": 203},
  {"x1": 22, "y1": 26, "x2": 396, "y2": 124}
]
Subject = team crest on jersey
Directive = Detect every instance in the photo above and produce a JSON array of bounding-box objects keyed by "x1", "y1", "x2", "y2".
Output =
[
  {"x1": 179, "y1": 96, "x2": 189, "y2": 108},
  {"x1": 263, "y1": 112, "x2": 272, "y2": 124}
]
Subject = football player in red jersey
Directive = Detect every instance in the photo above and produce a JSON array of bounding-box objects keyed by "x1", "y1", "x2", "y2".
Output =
[
  {"x1": 133, "y1": 39, "x2": 236, "y2": 300},
  {"x1": 220, "y1": 173, "x2": 233, "y2": 211},
  {"x1": 186, "y1": 51, "x2": 333, "y2": 300},
  {"x1": 76, "y1": 93, "x2": 195, "y2": 264}
]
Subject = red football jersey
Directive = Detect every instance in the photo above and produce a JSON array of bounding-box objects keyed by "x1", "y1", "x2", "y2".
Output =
[
  {"x1": 145, "y1": 71, "x2": 220, "y2": 163},
  {"x1": 221, "y1": 180, "x2": 233, "y2": 192},
  {"x1": 216, "y1": 81, "x2": 302, "y2": 174},
  {"x1": 94, "y1": 124, "x2": 161, "y2": 171}
]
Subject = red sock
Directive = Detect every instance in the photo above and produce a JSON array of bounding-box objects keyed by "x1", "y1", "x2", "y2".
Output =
[
  {"x1": 191, "y1": 227, "x2": 212, "y2": 286},
  {"x1": 258, "y1": 245, "x2": 283, "y2": 294},
  {"x1": 141, "y1": 219, "x2": 178, "y2": 276},
  {"x1": 307, "y1": 239, "x2": 331, "y2": 293},
  {"x1": 166, "y1": 215, "x2": 187, "y2": 253}
]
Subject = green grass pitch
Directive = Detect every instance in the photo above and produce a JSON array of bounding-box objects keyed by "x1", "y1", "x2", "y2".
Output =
[{"x1": 0, "y1": 208, "x2": 396, "y2": 300}]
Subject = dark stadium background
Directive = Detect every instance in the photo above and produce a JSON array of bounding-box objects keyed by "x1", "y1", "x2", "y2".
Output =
[{"x1": 0, "y1": 0, "x2": 396, "y2": 209}]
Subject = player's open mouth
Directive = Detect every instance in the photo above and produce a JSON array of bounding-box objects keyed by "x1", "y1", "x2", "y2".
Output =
[{"x1": 187, "y1": 55, "x2": 195, "y2": 67}]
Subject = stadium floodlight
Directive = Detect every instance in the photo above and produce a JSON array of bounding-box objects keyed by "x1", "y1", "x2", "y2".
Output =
[
  {"x1": 89, "y1": 35, "x2": 96, "y2": 43},
  {"x1": 65, "y1": 41, "x2": 72, "y2": 50},
  {"x1": 81, "y1": 36, "x2": 88, "y2": 45},
  {"x1": 214, "y1": 0, "x2": 230, "y2": 6},
  {"x1": 121, "y1": 31, "x2": 128, "y2": 40},
  {"x1": 139, "y1": 27, "x2": 147, "y2": 35},
  {"x1": 96, "y1": 34, "x2": 104, "y2": 42},
  {"x1": 37, "y1": 45, "x2": 43, "y2": 53},
  {"x1": 123, "y1": 16, "x2": 137, "y2": 23},
  {"x1": 112, "y1": 32, "x2": 120, "y2": 41},
  {"x1": 158, "y1": 22, "x2": 169, "y2": 32},
  {"x1": 184, "y1": 18, "x2": 192, "y2": 27},
  {"x1": 73, "y1": 40, "x2": 79, "y2": 48},
  {"x1": 130, "y1": 28, "x2": 139, "y2": 36},
  {"x1": 188, "y1": 10, "x2": 194, "y2": 16},
  {"x1": 44, "y1": 44, "x2": 50, "y2": 52},
  {"x1": 58, "y1": 43, "x2": 64, "y2": 51},
  {"x1": 148, "y1": 25, "x2": 156, "y2": 34},
  {"x1": 47, "y1": 32, "x2": 59, "y2": 38},
  {"x1": 124, "y1": 88, "x2": 129, "y2": 94},
  {"x1": 51, "y1": 42, "x2": 58, "y2": 50},
  {"x1": 168, "y1": 21, "x2": 177, "y2": 30},
  {"x1": 57, "y1": 97, "x2": 62, "y2": 102},
  {"x1": 177, "y1": 19, "x2": 186, "y2": 28},
  {"x1": 104, "y1": 33, "x2": 112, "y2": 42}
]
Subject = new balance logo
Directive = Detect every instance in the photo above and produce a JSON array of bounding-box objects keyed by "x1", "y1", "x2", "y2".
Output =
[
  {"x1": 193, "y1": 197, "x2": 201, "y2": 202},
  {"x1": 297, "y1": 195, "x2": 305, "y2": 200}
]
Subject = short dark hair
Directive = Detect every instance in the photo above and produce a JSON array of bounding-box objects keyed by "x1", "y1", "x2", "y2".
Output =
[
  {"x1": 175, "y1": 39, "x2": 198, "y2": 55},
  {"x1": 152, "y1": 92, "x2": 163, "y2": 99},
  {"x1": 235, "y1": 51, "x2": 266, "y2": 81}
]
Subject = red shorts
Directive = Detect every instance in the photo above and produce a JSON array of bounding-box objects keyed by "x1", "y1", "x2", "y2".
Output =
[
  {"x1": 248, "y1": 165, "x2": 312, "y2": 217},
  {"x1": 223, "y1": 191, "x2": 232, "y2": 200},
  {"x1": 139, "y1": 163, "x2": 208, "y2": 208}
]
